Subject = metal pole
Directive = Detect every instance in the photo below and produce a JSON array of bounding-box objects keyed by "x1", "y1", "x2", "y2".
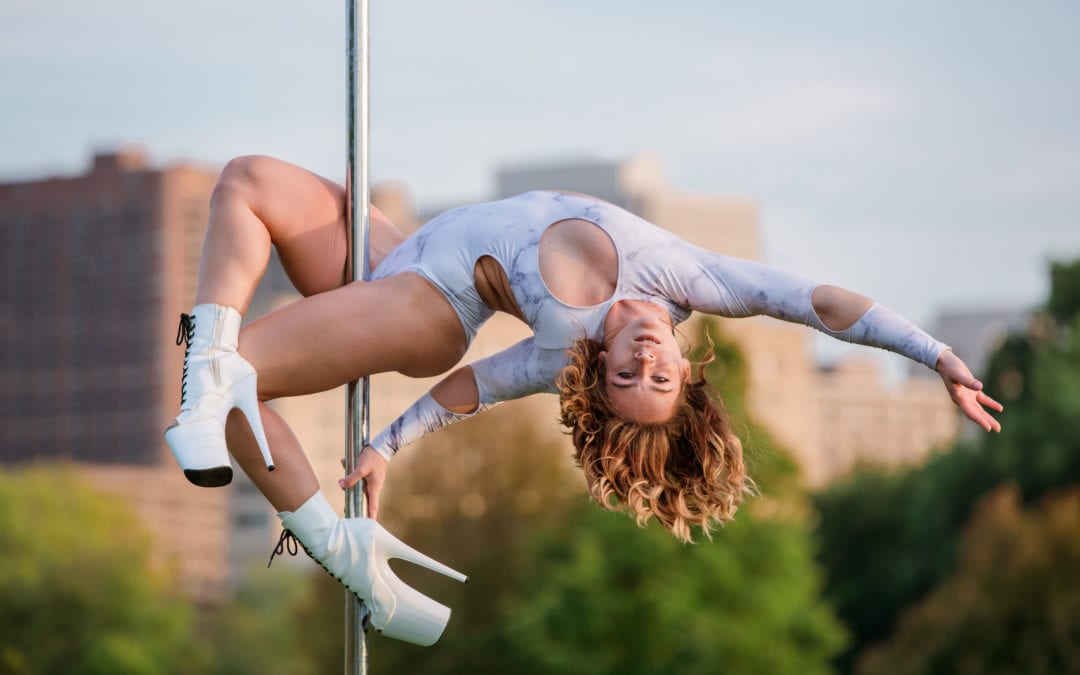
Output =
[{"x1": 344, "y1": 0, "x2": 370, "y2": 672}]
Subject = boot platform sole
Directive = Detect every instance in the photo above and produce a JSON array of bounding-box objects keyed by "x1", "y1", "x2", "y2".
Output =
[{"x1": 184, "y1": 466, "x2": 233, "y2": 488}]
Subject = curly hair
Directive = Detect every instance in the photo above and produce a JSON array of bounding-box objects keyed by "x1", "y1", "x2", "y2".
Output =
[{"x1": 557, "y1": 336, "x2": 754, "y2": 542}]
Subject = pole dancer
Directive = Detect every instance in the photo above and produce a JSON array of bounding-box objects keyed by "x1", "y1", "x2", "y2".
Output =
[{"x1": 161, "y1": 81, "x2": 1004, "y2": 662}]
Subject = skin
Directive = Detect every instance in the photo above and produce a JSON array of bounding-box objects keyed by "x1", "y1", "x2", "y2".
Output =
[
  {"x1": 203, "y1": 156, "x2": 1002, "y2": 520},
  {"x1": 599, "y1": 301, "x2": 691, "y2": 423}
]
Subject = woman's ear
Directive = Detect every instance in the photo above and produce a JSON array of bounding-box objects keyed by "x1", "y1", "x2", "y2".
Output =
[
  {"x1": 598, "y1": 351, "x2": 606, "y2": 364},
  {"x1": 681, "y1": 357, "x2": 691, "y2": 383}
]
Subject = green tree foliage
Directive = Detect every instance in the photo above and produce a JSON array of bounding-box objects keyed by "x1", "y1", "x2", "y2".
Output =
[
  {"x1": 200, "y1": 566, "x2": 324, "y2": 675},
  {"x1": 857, "y1": 485, "x2": 1080, "y2": 675},
  {"x1": 356, "y1": 318, "x2": 845, "y2": 674},
  {"x1": 497, "y1": 503, "x2": 847, "y2": 675},
  {"x1": 813, "y1": 256, "x2": 1080, "y2": 670},
  {"x1": 0, "y1": 466, "x2": 197, "y2": 675},
  {"x1": 978, "y1": 260, "x2": 1080, "y2": 498}
]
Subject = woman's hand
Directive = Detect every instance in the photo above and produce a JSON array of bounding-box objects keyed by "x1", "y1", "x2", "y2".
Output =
[
  {"x1": 339, "y1": 446, "x2": 388, "y2": 520},
  {"x1": 935, "y1": 349, "x2": 1003, "y2": 432}
]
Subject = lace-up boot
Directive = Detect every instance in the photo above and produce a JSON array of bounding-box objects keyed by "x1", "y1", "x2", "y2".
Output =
[
  {"x1": 271, "y1": 492, "x2": 467, "y2": 646},
  {"x1": 165, "y1": 303, "x2": 273, "y2": 486}
]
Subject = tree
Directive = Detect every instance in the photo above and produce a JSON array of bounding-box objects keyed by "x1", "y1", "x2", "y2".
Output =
[
  {"x1": 200, "y1": 566, "x2": 325, "y2": 675},
  {"x1": 0, "y1": 466, "x2": 197, "y2": 675},
  {"x1": 812, "y1": 256, "x2": 1080, "y2": 671},
  {"x1": 857, "y1": 485, "x2": 1080, "y2": 675},
  {"x1": 496, "y1": 502, "x2": 847, "y2": 675}
]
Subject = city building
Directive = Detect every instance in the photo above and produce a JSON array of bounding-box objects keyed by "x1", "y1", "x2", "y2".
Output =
[{"x1": 0, "y1": 149, "x2": 268, "y2": 600}]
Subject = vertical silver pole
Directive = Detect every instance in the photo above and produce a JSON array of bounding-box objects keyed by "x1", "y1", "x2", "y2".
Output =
[{"x1": 344, "y1": 0, "x2": 370, "y2": 673}]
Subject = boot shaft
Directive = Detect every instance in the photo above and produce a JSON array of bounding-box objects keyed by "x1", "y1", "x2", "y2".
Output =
[{"x1": 187, "y1": 303, "x2": 243, "y2": 356}]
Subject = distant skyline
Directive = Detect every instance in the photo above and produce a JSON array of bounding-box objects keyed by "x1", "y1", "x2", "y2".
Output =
[{"x1": 2, "y1": 1, "x2": 1078, "y2": 360}]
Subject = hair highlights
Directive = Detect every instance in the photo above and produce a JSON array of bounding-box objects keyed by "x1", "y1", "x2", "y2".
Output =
[{"x1": 558, "y1": 337, "x2": 753, "y2": 542}]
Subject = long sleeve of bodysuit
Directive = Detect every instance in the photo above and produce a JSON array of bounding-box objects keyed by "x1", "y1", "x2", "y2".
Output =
[
  {"x1": 369, "y1": 338, "x2": 565, "y2": 461},
  {"x1": 666, "y1": 245, "x2": 950, "y2": 369}
]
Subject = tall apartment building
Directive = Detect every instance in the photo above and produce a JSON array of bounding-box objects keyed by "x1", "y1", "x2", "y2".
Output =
[{"x1": 0, "y1": 150, "x2": 269, "y2": 599}]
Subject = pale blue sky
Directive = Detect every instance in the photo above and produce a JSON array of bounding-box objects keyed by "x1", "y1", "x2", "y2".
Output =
[{"x1": 2, "y1": 1, "x2": 1078, "y2": 357}]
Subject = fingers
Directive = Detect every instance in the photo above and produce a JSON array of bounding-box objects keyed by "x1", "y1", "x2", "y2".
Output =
[
  {"x1": 339, "y1": 462, "x2": 359, "y2": 489},
  {"x1": 960, "y1": 395, "x2": 1003, "y2": 433},
  {"x1": 336, "y1": 466, "x2": 381, "y2": 519},
  {"x1": 337, "y1": 449, "x2": 387, "y2": 520},
  {"x1": 939, "y1": 352, "x2": 982, "y2": 391},
  {"x1": 976, "y1": 390, "x2": 1004, "y2": 412},
  {"x1": 366, "y1": 483, "x2": 381, "y2": 521}
]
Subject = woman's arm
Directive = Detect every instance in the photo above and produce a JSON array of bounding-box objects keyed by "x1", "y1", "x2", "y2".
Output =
[
  {"x1": 810, "y1": 285, "x2": 873, "y2": 331},
  {"x1": 682, "y1": 251, "x2": 1002, "y2": 430},
  {"x1": 338, "y1": 338, "x2": 565, "y2": 517},
  {"x1": 337, "y1": 367, "x2": 493, "y2": 519}
]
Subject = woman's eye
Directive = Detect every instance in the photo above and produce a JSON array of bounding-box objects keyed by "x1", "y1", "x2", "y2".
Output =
[
  {"x1": 618, "y1": 372, "x2": 634, "y2": 379},
  {"x1": 653, "y1": 376, "x2": 669, "y2": 383}
]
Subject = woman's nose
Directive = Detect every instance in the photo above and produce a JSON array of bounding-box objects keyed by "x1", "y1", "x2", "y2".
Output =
[{"x1": 635, "y1": 350, "x2": 655, "y2": 361}]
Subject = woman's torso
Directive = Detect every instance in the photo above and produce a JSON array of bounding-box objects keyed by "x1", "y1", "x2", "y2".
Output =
[{"x1": 371, "y1": 190, "x2": 694, "y2": 348}]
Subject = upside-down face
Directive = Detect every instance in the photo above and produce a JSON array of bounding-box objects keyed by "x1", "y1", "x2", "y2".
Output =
[{"x1": 599, "y1": 302, "x2": 690, "y2": 424}]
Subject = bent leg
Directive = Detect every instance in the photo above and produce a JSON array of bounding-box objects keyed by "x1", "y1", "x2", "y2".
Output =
[
  {"x1": 171, "y1": 156, "x2": 413, "y2": 489},
  {"x1": 241, "y1": 272, "x2": 467, "y2": 400},
  {"x1": 225, "y1": 272, "x2": 466, "y2": 506},
  {"x1": 228, "y1": 405, "x2": 318, "y2": 512},
  {"x1": 195, "y1": 155, "x2": 407, "y2": 313}
]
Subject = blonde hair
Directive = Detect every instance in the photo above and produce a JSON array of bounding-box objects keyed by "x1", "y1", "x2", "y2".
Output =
[{"x1": 557, "y1": 337, "x2": 753, "y2": 542}]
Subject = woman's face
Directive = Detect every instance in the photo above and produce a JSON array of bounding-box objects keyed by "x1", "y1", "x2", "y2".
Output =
[{"x1": 600, "y1": 303, "x2": 690, "y2": 423}]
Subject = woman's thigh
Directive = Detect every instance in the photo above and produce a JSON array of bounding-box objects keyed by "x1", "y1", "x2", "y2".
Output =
[
  {"x1": 240, "y1": 272, "x2": 468, "y2": 400},
  {"x1": 225, "y1": 155, "x2": 406, "y2": 296}
]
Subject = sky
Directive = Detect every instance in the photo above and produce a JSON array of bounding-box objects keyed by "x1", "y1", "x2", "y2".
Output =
[{"x1": 2, "y1": 1, "x2": 1078, "y2": 367}]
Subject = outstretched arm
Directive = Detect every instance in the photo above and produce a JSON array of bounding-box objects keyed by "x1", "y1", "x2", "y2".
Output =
[
  {"x1": 681, "y1": 250, "x2": 1002, "y2": 430},
  {"x1": 811, "y1": 285, "x2": 1003, "y2": 431}
]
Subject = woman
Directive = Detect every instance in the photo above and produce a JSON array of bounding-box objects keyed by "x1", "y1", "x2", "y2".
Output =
[{"x1": 166, "y1": 155, "x2": 1002, "y2": 643}]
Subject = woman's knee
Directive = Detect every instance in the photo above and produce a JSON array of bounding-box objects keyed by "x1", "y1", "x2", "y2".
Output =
[{"x1": 211, "y1": 155, "x2": 279, "y2": 207}]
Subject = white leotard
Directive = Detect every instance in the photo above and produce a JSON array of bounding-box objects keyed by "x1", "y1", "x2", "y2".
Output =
[{"x1": 368, "y1": 190, "x2": 948, "y2": 460}]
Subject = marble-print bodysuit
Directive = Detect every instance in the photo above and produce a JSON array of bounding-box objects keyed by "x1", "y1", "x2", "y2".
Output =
[{"x1": 367, "y1": 190, "x2": 949, "y2": 461}]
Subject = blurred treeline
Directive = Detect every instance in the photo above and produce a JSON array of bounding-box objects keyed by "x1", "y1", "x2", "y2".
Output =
[
  {"x1": 814, "y1": 257, "x2": 1080, "y2": 674},
  {"x1": 2, "y1": 259, "x2": 1078, "y2": 674}
]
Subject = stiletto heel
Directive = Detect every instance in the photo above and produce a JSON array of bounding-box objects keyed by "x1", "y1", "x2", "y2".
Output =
[
  {"x1": 372, "y1": 526, "x2": 468, "y2": 583},
  {"x1": 274, "y1": 492, "x2": 467, "y2": 646},
  {"x1": 164, "y1": 304, "x2": 275, "y2": 487},
  {"x1": 232, "y1": 372, "x2": 275, "y2": 471}
]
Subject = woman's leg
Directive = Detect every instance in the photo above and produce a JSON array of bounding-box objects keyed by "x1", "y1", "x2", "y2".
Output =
[
  {"x1": 171, "y1": 154, "x2": 414, "y2": 490},
  {"x1": 195, "y1": 154, "x2": 407, "y2": 311},
  {"x1": 228, "y1": 406, "x2": 318, "y2": 511},
  {"x1": 226, "y1": 273, "x2": 467, "y2": 511}
]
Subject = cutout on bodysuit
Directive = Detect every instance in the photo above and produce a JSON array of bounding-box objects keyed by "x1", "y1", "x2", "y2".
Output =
[
  {"x1": 810, "y1": 285, "x2": 874, "y2": 331},
  {"x1": 537, "y1": 219, "x2": 618, "y2": 307}
]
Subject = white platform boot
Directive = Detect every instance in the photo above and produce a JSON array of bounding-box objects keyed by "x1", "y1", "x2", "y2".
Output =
[
  {"x1": 164, "y1": 304, "x2": 274, "y2": 487},
  {"x1": 273, "y1": 492, "x2": 468, "y2": 646}
]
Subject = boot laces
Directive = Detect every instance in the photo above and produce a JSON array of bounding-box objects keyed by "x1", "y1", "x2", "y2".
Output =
[
  {"x1": 266, "y1": 528, "x2": 373, "y2": 629},
  {"x1": 176, "y1": 313, "x2": 195, "y2": 406},
  {"x1": 267, "y1": 529, "x2": 301, "y2": 568}
]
